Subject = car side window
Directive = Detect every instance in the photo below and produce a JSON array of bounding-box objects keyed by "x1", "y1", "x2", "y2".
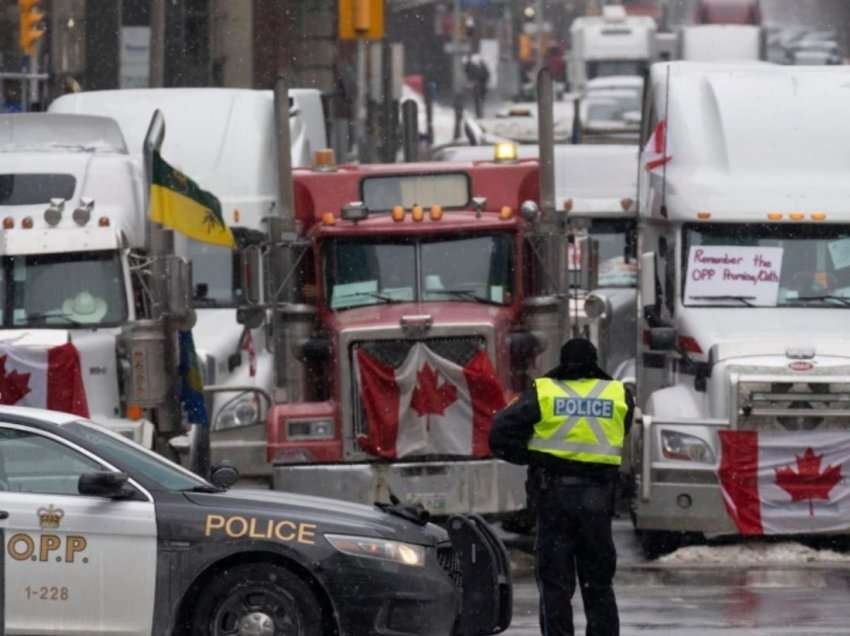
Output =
[{"x1": 0, "y1": 427, "x2": 102, "y2": 495}]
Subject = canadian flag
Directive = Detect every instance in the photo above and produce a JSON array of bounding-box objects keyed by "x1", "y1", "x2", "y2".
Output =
[
  {"x1": 354, "y1": 343, "x2": 506, "y2": 459},
  {"x1": 643, "y1": 119, "x2": 672, "y2": 171},
  {"x1": 717, "y1": 431, "x2": 850, "y2": 535},
  {"x1": 0, "y1": 342, "x2": 89, "y2": 418}
]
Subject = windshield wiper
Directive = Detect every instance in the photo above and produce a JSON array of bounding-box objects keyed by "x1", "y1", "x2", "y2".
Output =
[
  {"x1": 430, "y1": 289, "x2": 492, "y2": 304},
  {"x1": 690, "y1": 295, "x2": 756, "y2": 307},
  {"x1": 335, "y1": 291, "x2": 406, "y2": 305},
  {"x1": 23, "y1": 311, "x2": 85, "y2": 326},
  {"x1": 796, "y1": 295, "x2": 850, "y2": 307}
]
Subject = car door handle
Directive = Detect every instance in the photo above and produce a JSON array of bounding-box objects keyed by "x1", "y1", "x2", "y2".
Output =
[{"x1": 0, "y1": 511, "x2": 8, "y2": 520}]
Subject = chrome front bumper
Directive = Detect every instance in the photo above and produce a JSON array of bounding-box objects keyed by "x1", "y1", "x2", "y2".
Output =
[{"x1": 272, "y1": 459, "x2": 527, "y2": 516}]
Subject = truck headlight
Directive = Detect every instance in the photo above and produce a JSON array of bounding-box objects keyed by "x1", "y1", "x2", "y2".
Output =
[
  {"x1": 325, "y1": 534, "x2": 426, "y2": 567},
  {"x1": 661, "y1": 430, "x2": 715, "y2": 464},
  {"x1": 287, "y1": 419, "x2": 334, "y2": 440},
  {"x1": 214, "y1": 394, "x2": 260, "y2": 430}
]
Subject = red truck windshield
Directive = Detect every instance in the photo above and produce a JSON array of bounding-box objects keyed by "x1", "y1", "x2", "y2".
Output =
[{"x1": 323, "y1": 233, "x2": 515, "y2": 310}]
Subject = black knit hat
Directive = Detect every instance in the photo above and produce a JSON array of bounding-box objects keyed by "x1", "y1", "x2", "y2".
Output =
[{"x1": 560, "y1": 337, "x2": 599, "y2": 372}]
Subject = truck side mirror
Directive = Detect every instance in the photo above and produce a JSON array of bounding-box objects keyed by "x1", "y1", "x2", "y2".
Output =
[
  {"x1": 639, "y1": 252, "x2": 657, "y2": 311},
  {"x1": 649, "y1": 327, "x2": 677, "y2": 352},
  {"x1": 241, "y1": 245, "x2": 264, "y2": 306},
  {"x1": 577, "y1": 236, "x2": 599, "y2": 291}
]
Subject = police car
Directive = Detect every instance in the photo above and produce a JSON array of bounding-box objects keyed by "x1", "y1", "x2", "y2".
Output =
[{"x1": 0, "y1": 406, "x2": 511, "y2": 635}]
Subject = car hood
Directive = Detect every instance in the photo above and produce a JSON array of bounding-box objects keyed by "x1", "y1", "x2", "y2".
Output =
[{"x1": 185, "y1": 488, "x2": 448, "y2": 546}]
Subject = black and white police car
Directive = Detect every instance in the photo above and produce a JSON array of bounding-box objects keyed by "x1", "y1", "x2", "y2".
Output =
[{"x1": 0, "y1": 406, "x2": 511, "y2": 635}]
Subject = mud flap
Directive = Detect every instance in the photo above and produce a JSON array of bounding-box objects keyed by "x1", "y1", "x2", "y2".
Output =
[{"x1": 447, "y1": 514, "x2": 513, "y2": 635}]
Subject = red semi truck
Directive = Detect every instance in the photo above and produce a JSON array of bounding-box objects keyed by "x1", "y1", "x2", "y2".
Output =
[
  {"x1": 227, "y1": 75, "x2": 570, "y2": 517},
  {"x1": 697, "y1": 0, "x2": 760, "y2": 25}
]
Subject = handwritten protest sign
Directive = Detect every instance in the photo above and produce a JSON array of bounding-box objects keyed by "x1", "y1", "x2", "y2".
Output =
[{"x1": 684, "y1": 246, "x2": 784, "y2": 306}]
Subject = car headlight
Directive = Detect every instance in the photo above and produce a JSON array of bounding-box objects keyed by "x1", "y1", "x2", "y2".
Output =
[
  {"x1": 661, "y1": 430, "x2": 715, "y2": 464},
  {"x1": 214, "y1": 395, "x2": 260, "y2": 430},
  {"x1": 287, "y1": 419, "x2": 334, "y2": 440},
  {"x1": 325, "y1": 534, "x2": 426, "y2": 567}
]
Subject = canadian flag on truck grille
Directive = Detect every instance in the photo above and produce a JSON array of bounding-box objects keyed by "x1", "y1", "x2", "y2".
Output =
[
  {"x1": 354, "y1": 343, "x2": 505, "y2": 459},
  {"x1": 717, "y1": 431, "x2": 850, "y2": 535},
  {"x1": 0, "y1": 342, "x2": 89, "y2": 417}
]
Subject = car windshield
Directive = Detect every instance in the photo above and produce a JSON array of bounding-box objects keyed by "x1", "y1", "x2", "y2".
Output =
[
  {"x1": 682, "y1": 223, "x2": 850, "y2": 307},
  {"x1": 0, "y1": 250, "x2": 127, "y2": 327},
  {"x1": 324, "y1": 233, "x2": 515, "y2": 310},
  {"x1": 63, "y1": 421, "x2": 210, "y2": 491},
  {"x1": 587, "y1": 60, "x2": 648, "y2": 79}
]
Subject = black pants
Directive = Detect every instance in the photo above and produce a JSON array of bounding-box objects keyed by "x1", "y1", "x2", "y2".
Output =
[{"x1": 535, "y1": 477, "x2": 619, "y2": 636}]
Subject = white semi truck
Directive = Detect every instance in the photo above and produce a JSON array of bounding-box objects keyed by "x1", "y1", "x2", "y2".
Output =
[
  {"x1": 0, "y1": 113, "x2": 192, "y2": 447},
  {"x1": 568, "y1": 5, "x2": 658, "y2": 91},
  {"x1": 49, "y1": 89, "x2": 327, "y2": 482},
  {"x1": 629, "y1": 62, "x2": 850, "y2": 555}
]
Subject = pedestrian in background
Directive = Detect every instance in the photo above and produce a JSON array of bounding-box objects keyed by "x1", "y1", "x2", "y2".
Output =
[{"x1": 490, "y1": 337, "x2": 633, "y2": 636}]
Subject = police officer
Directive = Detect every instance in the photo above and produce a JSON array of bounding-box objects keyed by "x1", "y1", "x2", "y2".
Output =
[{"x1": 490, "y1": 337, "x2": 633, "y2": 636}]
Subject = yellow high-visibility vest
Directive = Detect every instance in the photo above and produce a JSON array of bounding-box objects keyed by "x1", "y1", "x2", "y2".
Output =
[{"x1": 528, "y1": 377, "x2": 627, "y2": 466}]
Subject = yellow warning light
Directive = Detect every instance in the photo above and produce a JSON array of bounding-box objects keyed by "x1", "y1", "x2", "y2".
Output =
[
  {"x1": 313, "y1": 148, "x2": 337, "y2": 171},
  {"x1": 411, "y1": 205, "x2": 424, "y2": 222},
  {"x1": 563, "y1": 198, "x2": 574, "y2": 213},
  {"x1": 697, "y1": 211, "x2": 711, "y2": 220},
  {"x1": 767, "y1": 212, "x2": 783, "y2": 221},
  {"x1": 392, "y1": 206, "x2": 405, "y2": 222},
  {"x1": 321, "y1": 212, "x2": 337, "y2": 225},
  {"x1": 429, "y1": 205, "x2": 443, "y2": 221},
  {"x1": 811, "y1": 212, "x2": 827, "y2": 221},
  {"x1": 493, "y1": 142, "x2": 518, "y2": 163},
  {"x1": 789, "y1": 212, "x2": 805, "y2": 221},
  {"x1": 499, "y1": 206, "x2": 514, "y2": 221}
]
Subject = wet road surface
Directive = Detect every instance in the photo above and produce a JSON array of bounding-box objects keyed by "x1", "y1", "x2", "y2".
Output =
[{"x1": 502, "y1": 520, "x2": 850, "y2": 635}]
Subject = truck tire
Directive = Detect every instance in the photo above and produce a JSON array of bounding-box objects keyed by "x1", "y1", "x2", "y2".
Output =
[
  {"x1": 638, "y1": 530, "x2": 681, "y2": 560},
  {"x1": 191, "y1": 563, "x2": 323, "y2": 636}
]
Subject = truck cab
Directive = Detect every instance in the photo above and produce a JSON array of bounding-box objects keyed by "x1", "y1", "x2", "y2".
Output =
[
  {"x1": 632, "y1": 62, "x2": 850, "y2": 550},
  {"x1": 0, "y1": 114, "x2": 152, "y2": 444},
  {"x1": 568, "y1": 5, "x2": 658, "y2": 92},
  {"x1": 49, "y1": 88, "x2": 328, "y2": 479},
  {"x1": 254, "y1": 159, "x2": 554, "y2": 515}
]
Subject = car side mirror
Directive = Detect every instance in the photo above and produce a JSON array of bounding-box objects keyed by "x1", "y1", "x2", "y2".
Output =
[
  {"x1": 210, "y1": 464, "x2": 240, "y2": 490},
  {"x1": 649, "y1": 327, "x2": 677, "y2": 352},
  {"x1": 78, "y1": 471, "x2": 132, "y2": 498}
]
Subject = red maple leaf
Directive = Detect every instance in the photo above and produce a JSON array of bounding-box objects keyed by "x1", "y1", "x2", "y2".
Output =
[
  {"x1": 0, "y1": 355, "x2": 31, "y2": 405},
  {"x1": 775, "y1": 447, "x2": 842, "y2": 517},
  {"x1": 410, "y1": 363, "x2": 458, "y2": 423}
]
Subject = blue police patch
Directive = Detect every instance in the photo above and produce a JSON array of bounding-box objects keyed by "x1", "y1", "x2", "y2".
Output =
[{"x1": 553, "y1": 397, "x2": 614, "y2": 418}]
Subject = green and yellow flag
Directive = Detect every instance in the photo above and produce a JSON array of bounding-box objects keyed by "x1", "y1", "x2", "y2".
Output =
[{"x1": 150, "y1": 151, "x2": 235, "y2": 248}]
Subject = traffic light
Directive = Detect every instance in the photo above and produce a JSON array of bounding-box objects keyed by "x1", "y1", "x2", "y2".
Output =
[
  {"x1": 18, "y1": 0, "x2": 45, "y2": 56},
  {"x1": 339, "y1": 0, "x2": 384, "y2": 40}
]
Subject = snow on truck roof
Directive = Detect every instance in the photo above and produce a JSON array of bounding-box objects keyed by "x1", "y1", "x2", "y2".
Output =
[
  {"x1": 648, "y1": 62, "x2": 850, "y2": 220},
  {"x1": 0, "y1": 114, "x2": 128, "y2": 153}
]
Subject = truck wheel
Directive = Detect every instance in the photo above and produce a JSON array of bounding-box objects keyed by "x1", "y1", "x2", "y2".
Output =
[
  {"x1": 191, "y1": 563, "x2": 322, "y2": 636},
  {"x1": 638, "y1": 530, "x2": 681, "y2": 560}
]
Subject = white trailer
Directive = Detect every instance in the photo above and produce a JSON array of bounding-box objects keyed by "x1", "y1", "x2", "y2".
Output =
[
  {"x1": 630, "y1": 62, "x2": 850, "y2": 555},
  {"x1": 49, "y1": 89, "x2": 327, "y2": 482},
  {"x1": 0, "y1": 114, "x2": 154, "y2": 444},
  {"x1": 569, "y1": 5, "x2": 658, "y2": 91}
]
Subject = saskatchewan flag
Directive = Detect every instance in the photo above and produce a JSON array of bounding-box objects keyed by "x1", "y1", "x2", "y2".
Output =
[{"x1": 150, "y1": 151, "x2": 235, "y2": 248}]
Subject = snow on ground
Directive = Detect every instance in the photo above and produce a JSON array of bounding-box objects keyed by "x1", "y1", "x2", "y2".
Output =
[{"x1": 660, "y1": 541, "x2": 850, "y2": 566}]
